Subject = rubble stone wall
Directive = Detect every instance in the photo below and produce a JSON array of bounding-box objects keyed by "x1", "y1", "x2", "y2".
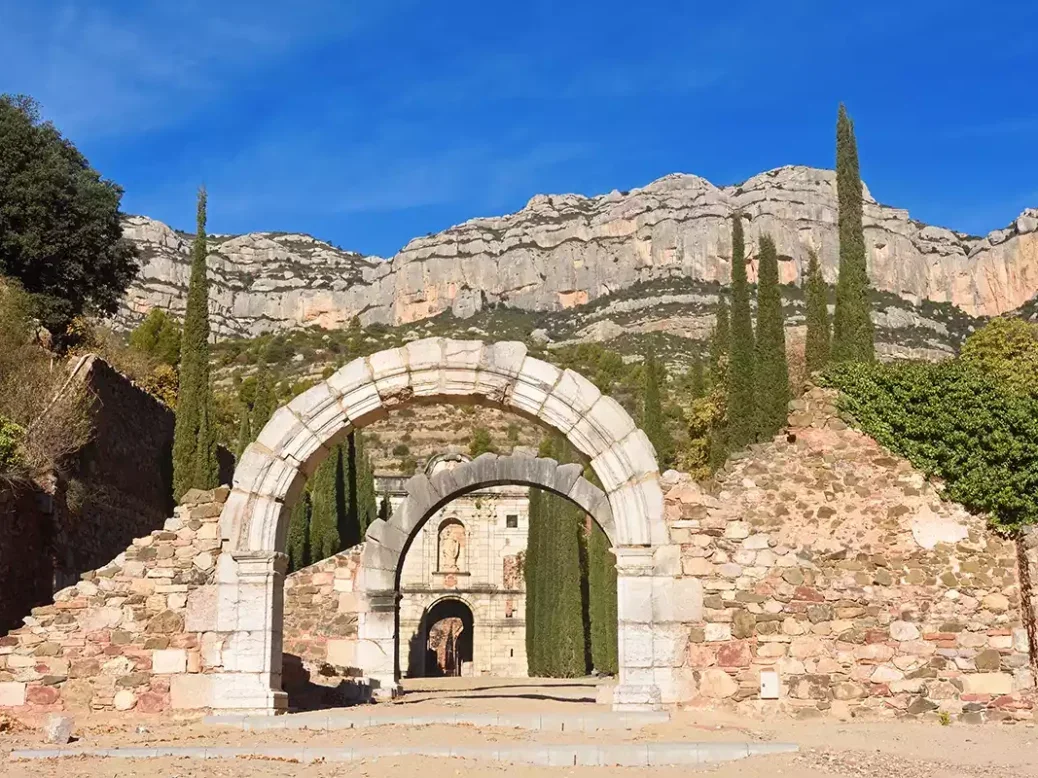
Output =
[
  {"x1": 0, "y1": 489, "x2": 224, "y2": 713},
  {"x1": 667, "y1": 387, "x2": 1036, "y2": 721}
]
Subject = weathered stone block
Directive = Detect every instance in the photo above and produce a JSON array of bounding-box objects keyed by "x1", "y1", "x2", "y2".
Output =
[
  {"x1": 152, "y1": 648, "x2": 187, "y2": 674},
  {"x1": 0, "y1": 680, "x2": 26, "y2": 707}
]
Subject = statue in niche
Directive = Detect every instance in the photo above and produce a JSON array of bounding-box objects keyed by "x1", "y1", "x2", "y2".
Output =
[{"x1": 438, "y1": 520, "x2": 464, "y2": 573}]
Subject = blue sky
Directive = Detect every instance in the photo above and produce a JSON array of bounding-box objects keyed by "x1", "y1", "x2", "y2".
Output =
[{"x1": 2, "y1": 0, "x2": 1036, "y2": 257}]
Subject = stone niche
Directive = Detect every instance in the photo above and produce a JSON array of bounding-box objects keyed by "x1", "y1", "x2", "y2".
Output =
[{"x1": 669, "y1": 387, "x2": 1037, "y2": 721}]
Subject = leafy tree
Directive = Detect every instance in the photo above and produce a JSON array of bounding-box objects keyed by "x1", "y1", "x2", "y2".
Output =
[
  {"x1": 831, "y1": 104, "x2": 875, "y2": 363},
  {"x1": 823, "y1": 359, "x2": 1038, "y2": 530},
  {"x1": 642, "y1": 348, "x2": 672, "y2": 467},
  {"x1": 172, "y1": 187, "x2": 218, "y2": 500},
  {"x1": 346, "y1": 315, "x2": 364, "y2": 356},
  {"x1": 0, "y1": 95, "x2": 138, "y2": 340},
  {"x1": 469, "y1": 426, "x2": 497, "y2": 458},
  {"x1": 129, "y1": 309, "x2": 181, "y2": 366},
  {"x1": 804, "y1": 249, "x2": 832, "y2": 375},
  {"x1": 960, "y1": 317, "x2": 1038, "y2": 398},
  {"x1": 753, "y1": 235, "x2": 790, "y2": 440},
  {"x1": 726, "y1": 214, "x2": 756, "y2": 449},
  {"x1": 0, "y1": 415, "x2": 23, "y2": 474}
]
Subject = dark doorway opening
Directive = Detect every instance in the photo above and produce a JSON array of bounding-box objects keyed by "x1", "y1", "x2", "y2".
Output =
[{"x1": 410, "y1": 598, "x2": 474, "y2": 678}]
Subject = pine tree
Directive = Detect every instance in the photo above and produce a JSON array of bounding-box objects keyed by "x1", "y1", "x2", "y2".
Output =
[
  {"x1": 753, "y1": 235, "x2": 790, "y2": 441},
  {"x1": 587, "y1": 520, "x2": 617, "y2": 674},
  {"x1": 642, "y1": 348, "x2": 671, "y2": 467},
  {"x1": 832, "y1": 104, "x2": 875, "y2": 363},
  {"x1": 287, "y1": 493, "x2": 311, "y2": 572},
  {"x1": 172, "y1": 187, "x2": 217, "y2": 500},
  {"x1": 804, "y1": 249, "x2": 832, "y2": 375},
  {"x1": 726, "y1": 213, "x2": 756, "y2": 449}
]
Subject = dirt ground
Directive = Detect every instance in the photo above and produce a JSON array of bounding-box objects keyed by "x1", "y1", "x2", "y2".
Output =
[{"x1": 2, "y1": 678, "x2": 1036, "y2": 778}]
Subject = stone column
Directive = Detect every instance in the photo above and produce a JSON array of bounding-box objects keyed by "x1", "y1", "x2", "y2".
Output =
[
  {"x1": 212, "y1": 551, "x2": 289, "y2": 714},
  {"x1": 612, "y1": 545, "x2": 662, "y2": 710},
  {"x1": 357, "y1": 590, "x2": 401, "y2": 700}
]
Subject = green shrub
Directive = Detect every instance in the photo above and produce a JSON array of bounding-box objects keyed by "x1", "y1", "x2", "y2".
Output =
[
  {"x1": 392, "y1": 443, "x2": 410, "y2": 456},
  {"x1": 0, "y1": 415, "x2": 23, "y2": 474},
  {"x1": 822, "y1": 360, "x2": 1038, "y2": 530}
]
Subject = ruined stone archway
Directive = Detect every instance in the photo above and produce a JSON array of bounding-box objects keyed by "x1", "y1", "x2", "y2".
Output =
[
  {"x1": 212, "y1": 339, "x2": 673, "y2": 714},
  {"x1": 356, "y1": 453, "x2": 620, "y2": 691}
]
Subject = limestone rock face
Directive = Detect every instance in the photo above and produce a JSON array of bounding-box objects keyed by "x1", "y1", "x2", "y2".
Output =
[{"x1": 117, "y1": 167, "x2": 1038, "y2": 338}]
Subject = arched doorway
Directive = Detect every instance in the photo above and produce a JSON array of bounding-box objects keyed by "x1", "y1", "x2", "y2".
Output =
[
  {"x1": 213, "y1": 338, "x2": 677, "y2": 714},
  {"x1": 415, "y1": 597, "x2": 474, "y2": 678}
]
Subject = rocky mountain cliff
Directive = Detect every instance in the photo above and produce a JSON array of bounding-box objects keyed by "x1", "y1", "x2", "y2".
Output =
[{"x1": 117, "y1": 165, "x2": 1038, "y2": 351}]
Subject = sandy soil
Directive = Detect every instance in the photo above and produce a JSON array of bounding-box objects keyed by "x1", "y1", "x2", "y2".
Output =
[{"x1": 2, "y1": 678, "x2": 1036, "y2": 778}]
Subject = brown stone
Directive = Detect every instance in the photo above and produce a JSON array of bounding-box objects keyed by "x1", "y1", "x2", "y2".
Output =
[
  {"x1": 146, "y1": 610, "x2": 184, "y2": 634},
  {"x1": 69, "y1": 659, "x2": 101, "y2": 678},
  {"x1": 974, "y1": 650, "x2": 1002, "y2": 671},
  {"x1": 116, "y1": 672, "x2": 151, "y2": 688},
  {"x1": 731, "y1": 611, "x2": 756, "y2": 639},
  {"x1": 60, "y1": 679, "x2": 94, "y2": 711},
  {"x1": 143, "y1": 636, "x2": 170, "y2": 650}
]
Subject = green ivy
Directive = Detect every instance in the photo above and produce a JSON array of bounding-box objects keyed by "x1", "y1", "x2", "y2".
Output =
[{"x1": 822, "y1": 360, "x2": 1038, "y2": 530}]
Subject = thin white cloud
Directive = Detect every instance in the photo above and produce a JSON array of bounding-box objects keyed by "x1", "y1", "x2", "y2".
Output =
[{"x1": 0, "y1": 0, "x2": 406, "y2": 138}]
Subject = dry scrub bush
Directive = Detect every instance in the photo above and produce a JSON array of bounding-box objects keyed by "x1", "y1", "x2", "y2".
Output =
[{"x1": 0, "y1": 282, "x2": 93, "y2": 483}]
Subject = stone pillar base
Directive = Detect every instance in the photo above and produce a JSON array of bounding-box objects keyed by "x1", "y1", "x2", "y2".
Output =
[
  {"x1": 369, "y1": 676, "x2": 402, "y2": 701},
  {"x1": 196, "y1": 673, "x2": 289, "y2": 716},
  {"x1": 611, "y1": 684, "x2": 662, "y2": 711}
]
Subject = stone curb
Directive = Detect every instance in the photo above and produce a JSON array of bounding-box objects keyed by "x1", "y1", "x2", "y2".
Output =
[
  {"x1": 203, "y1": 710, "x2": 671, "y2": 732},
  {"x1": 9, "y1": 741, "x2": 797, "y2": 766}
]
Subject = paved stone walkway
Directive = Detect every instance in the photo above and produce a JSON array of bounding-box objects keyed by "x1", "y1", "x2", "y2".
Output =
[
  {"x1": 10, "y1": 741, "x2": 798, "y2": 766},
  {"x1": 204, "y1": 709, "x2": 670, "y2": 731}
]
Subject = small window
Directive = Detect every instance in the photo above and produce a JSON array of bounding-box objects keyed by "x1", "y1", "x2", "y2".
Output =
[{"x1": 506, "y1": 514, "x2": 518, "y2": 528}]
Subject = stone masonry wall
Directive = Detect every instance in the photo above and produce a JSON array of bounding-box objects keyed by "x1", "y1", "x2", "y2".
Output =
[
  {"x1": 668, "y1": 387, "x2": 1036, "y2": 721},
  {"x1": 0, "y1": 489, "x2": 225, "y2": 713},
  {"x1": 282, "y1": 548, "x2": 362, "y2": 672}
]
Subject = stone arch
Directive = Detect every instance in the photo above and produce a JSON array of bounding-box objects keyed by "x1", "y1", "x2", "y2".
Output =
[
  {"x1": 357, "y1": 453, "x2": 616, "y2": 690},
  {"x1": 213, "y1": 340, "x2": 672, "y2": 714}
]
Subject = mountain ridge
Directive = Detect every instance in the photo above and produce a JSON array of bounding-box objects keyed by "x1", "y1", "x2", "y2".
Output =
[{"x1": 116, "y1": 165, "x2": 1038, "y2": 341}]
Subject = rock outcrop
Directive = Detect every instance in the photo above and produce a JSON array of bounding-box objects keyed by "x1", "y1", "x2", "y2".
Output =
[{"x1": 117, "y1": 166, "x2": 1038, "y2": 339}]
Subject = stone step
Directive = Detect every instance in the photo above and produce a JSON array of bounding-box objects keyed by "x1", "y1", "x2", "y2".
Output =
[
  {"x1": 11, "y1": 741, "x2": 799, "y2": 766},
  {"x1": 204, "y1": 709, "x2": 671, "y2": 732}
]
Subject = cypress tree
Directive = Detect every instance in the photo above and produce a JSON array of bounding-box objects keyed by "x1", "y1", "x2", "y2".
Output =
[
  {"x1": 726, "y1": 213, "x2": 756, "y2": 449},
  {"x1": 251, "y1": 347, "x2": 277, "y2": 434},
  {"x1": 287, "y1": 493, "x2": 311, "y2": 572},
  {"x1": 753, "y1": 235, "x2": 790, "y2": 441},
  {"x1": 709, "y1": 294, "x2": 730, "y2": 386},
  {"x1": 804, "y1": 249, "x2": 832, "y2": 375},
  {"x1": 172, "y1": 187, "x2": 216, "y2": 500},
  {"x1": 689, "y1": 355, "x2": 706, "y2": 399},
  {"x1": 355, "y1": 433, "x2": 378, "y2": 535},
  {"x1": 587, "y1": 520, "x2": 617, "y2": 674},
  {"x1": 543, "y1": 490, "x2": 586, "y2": 676},
  {"x1": 524, "y1": 485, "x2": 545, "y2": 675},
  {"x1": 642, "y1": 348, "x2": 671, "y2": 466},
  {"x1": 832, "y1": 104, "x2": 875, "y2": 363},
  {"x1": 193, "y1": 389, "x2": 219, "y2": 489},
  {"x1": 234, "y1": 402, "x2": 251, "y2": 459},
  {"x1": 308, "y1": 451, "x2": 340, "y2": 561}
]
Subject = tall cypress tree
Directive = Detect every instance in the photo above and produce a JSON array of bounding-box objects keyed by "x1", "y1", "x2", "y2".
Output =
[
  {"x1": 355, "y1": 433, "x2": 378, "y2": 535},
  {"x1": 710, "y1": 294, "x2": 730, "y2": 386},
  {"x1": 544, "y1": 490, "x2": 586, "y2": 677},
  {"x1": 689, "y1": 355, "x2": 706, "y2": 399},
  {"x1": 172, "y1": 187, "x2": 217, "y2": 500},
  {"x1": 287, "y1": 493, "x2": 311, "y2": 572},
  {"x1": 251, "y1": 346, "x2": 277, "y2": 434},
  {"x1": 832, "y1": 104, "x2": 875, "y2": 363},
  {"x1": 726, "y1": 213, "x2": 756, "y2": 449},
  {"x1": 753, "y1": 235, "x2": 790, "y2": 441},
  {"x1": 234, "y1": 401, "x2": 251, "y2": 460},
  {"x1": 524, "y1": 484, "x2": 545, "y2": 674},
  {"x1": 642, "y1": 348, "x2": 671, "y2": 467},
  {"x1": 309, "y1": 450, "x2": 341, "y2": 561},
  {"x1": 193, "y1": 388, "x2": 219, "y2": 489},
  {"x1": 804, "y1": 249, "x2": 832, "y2": 375},
  {"x1": 587, "y1": 520, "x2": 617, "y2": 674}
]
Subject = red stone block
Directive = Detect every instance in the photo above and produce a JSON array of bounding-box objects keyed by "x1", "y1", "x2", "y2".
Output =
[
  {"x1": 0, "y1": 636, "x2": 18, "y2": 647},
  {"x1": 864, "y1": 630, "x2": 888, "y2": 644},
  {"x1": 136, "y1": 691, "x2": 168, "y2": 713},
  {"x1": 717, "y1": 642, "x2": 751, "y2": 668},
  {"x1": 25, "y1": 685, "x2": 60, "y2": 705},
  {"x1": 793, "y1": 587, "x2": 825, "y2": 603},
  {"x1": 103, "y1": 644, "x2": 124, "y2": 656}
]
